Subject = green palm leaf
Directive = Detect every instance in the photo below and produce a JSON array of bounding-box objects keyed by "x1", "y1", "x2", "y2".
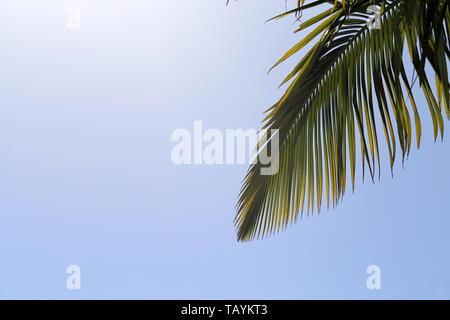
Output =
[{"x1": 235, "y1": 0, "x2": 450, "y2": 241}]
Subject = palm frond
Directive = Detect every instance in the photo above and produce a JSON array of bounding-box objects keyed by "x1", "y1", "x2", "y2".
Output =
[{"x1": 235, "y1": 0, "x2": 450, "y2": 241}]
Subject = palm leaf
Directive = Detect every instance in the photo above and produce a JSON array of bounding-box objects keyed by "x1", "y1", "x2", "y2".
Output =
[{"x1": 235, "y1": 0, "x2": 450, "y2": 241}]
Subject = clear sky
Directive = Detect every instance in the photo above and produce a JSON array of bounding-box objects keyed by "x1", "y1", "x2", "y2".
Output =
[{"x1": 0, "y1": 0, "x2": 449, "y2": 299}]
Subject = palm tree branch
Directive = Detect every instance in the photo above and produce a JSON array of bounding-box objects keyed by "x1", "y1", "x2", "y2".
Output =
[{"x1": 235, "y1": 0, "x2": 450, "y2": 241}]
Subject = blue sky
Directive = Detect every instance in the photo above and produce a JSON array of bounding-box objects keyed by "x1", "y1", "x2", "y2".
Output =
[{"x1": 0, "y1": 0, "x2": 449, "y2": 299}]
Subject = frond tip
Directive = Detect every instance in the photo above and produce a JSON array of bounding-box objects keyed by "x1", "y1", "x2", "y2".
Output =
[{"x1": 235, "y1": 0, "x2": 450, "y2": 242}]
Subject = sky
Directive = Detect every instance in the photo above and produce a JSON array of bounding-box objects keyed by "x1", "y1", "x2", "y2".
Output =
[{"x1": 0, "y1": 0, "x2": 449, "y2": 299}]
